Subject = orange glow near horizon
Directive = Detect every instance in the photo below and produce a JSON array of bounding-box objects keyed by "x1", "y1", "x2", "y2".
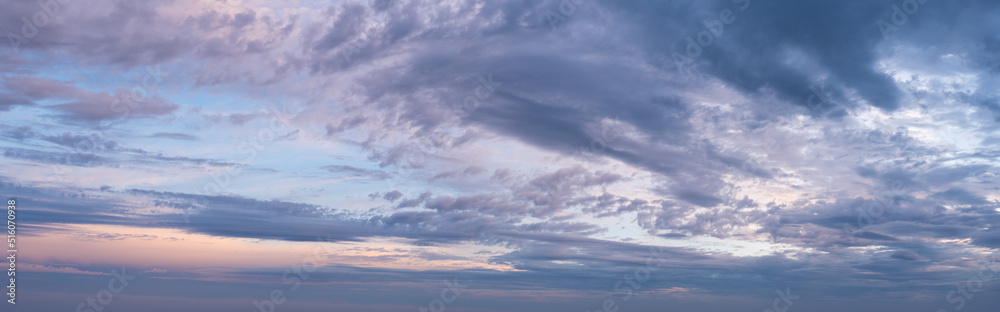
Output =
[{"x1": 19, "y1": 223, "x2": 517, "y2": 273}]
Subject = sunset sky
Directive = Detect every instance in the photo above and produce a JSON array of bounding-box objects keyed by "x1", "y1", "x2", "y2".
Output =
[{"x1": 1, "y1": 0, "x2": 1000, "y2": 311}]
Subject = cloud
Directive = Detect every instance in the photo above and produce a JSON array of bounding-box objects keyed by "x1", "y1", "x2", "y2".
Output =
[
  {"x1": 932, "y1": 188, "x2": 991, "y2": 205},
  {"x1": 889, "y1": 250, "x2": 921, "y2": 261},
  {"x1": 149, "y1": 132, "x2": 199, "y2": 140},
  {"x1": 18, "y1": 263, "x2": 108, "y2": 276},
  {"x1": 324, "y1": 164, "x2": 392, "y2": 180}
]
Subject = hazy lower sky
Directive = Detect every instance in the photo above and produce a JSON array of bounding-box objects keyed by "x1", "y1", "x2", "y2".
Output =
[{"x1": 1, "y1": 0, "x2": 999, "y2": 311}]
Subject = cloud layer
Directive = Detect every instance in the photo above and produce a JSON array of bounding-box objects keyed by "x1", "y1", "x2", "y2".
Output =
[{"x1": 1, "y1": 0, "x2": 999, "y2": 311}]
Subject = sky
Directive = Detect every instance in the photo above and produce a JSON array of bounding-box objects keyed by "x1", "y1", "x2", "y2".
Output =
[{"x1": 1, "y1": 0, "x2": 1000, "y2": 311}]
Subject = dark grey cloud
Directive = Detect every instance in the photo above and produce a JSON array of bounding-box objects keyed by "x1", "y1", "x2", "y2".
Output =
[
  {"x1": 2, "y1": 146, "x2": 110, "y2": 167},
  {"x1": 313, "y1": 4, "x2": 369, "y2": 52},
  {"x1": 324, "y1": 164, "x2": 392, "y2": 180},
  {"x1": 932, "y1": 188, "x2": 991, "y2": 205},
  {"x1": 382, "y1": 189, "x2": 403, "y2": 201},
  {"x1": 2, "y1": 75, "x2": 178, "y2": 122},
  {"x1": 149, "y1": 132, "x2": 199, "y2": 140},
  {"x1": 0, "y1": 143, "x2": 237, "y2": 169},
  {"x1": 890, "y1": 250, "x2": 921, "y2": 261}
]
